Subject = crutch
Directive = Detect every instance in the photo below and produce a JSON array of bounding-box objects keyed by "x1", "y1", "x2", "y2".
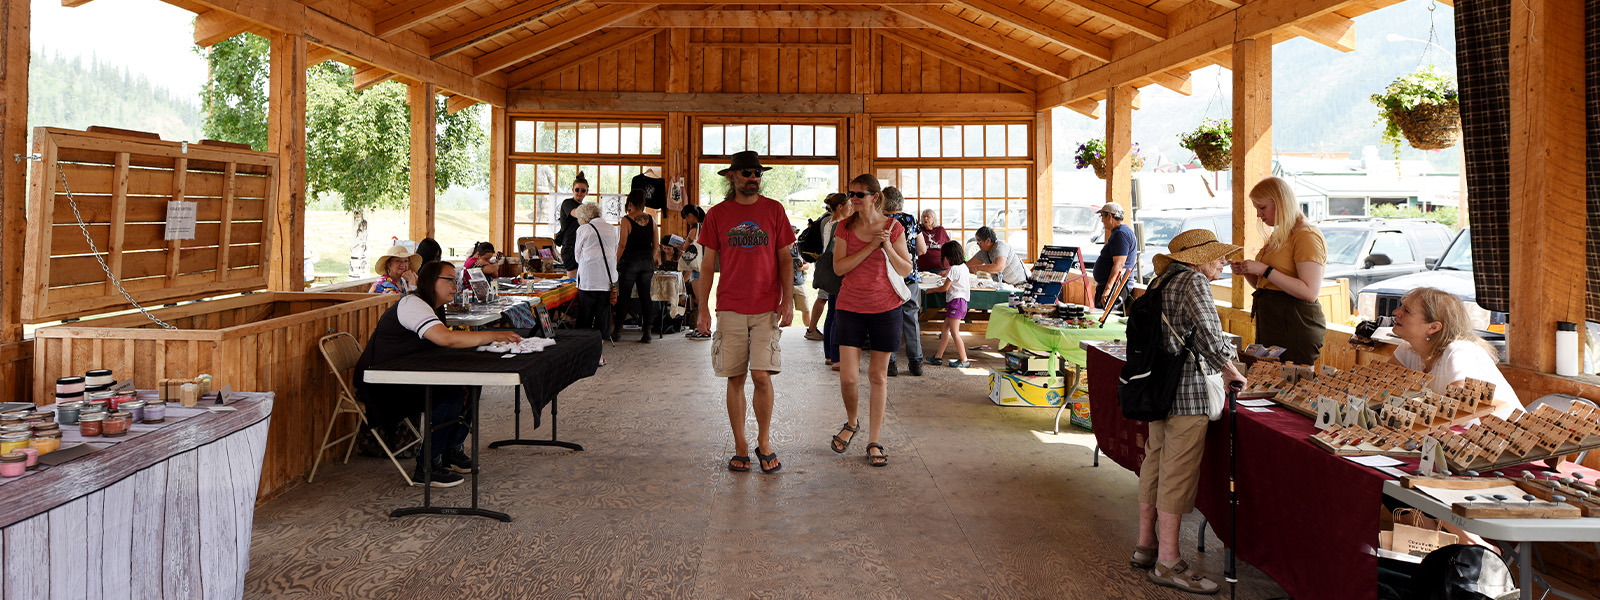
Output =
[{"x1": 1225, "y1": 379, "x2": 1244, "y2": 599}]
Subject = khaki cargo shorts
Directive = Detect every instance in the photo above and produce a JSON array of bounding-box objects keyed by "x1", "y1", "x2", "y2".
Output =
[{"x1": 712, "y1": 311, "x2": 782, "y2": 377}]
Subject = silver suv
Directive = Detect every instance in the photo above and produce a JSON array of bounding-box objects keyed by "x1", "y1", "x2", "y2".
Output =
[{"x1": 1318, "y1": 217, "x2": 1453, "y2": 297}]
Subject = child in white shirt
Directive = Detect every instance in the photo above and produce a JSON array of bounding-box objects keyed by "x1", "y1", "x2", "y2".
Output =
[{"x1": 925, "y1": 241, "x2": 972, "y2": 367}]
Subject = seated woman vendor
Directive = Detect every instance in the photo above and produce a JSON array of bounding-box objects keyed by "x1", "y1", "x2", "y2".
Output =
[
  {"x1": 355, "y1": 261, "x2": 521, "y2": 487},
  {"x1": 369, "y1": 245, "x2": 421, "y2": 294},
  {"x1": 1387, "y1": 287, "x2": 1520, "y2": 419}
]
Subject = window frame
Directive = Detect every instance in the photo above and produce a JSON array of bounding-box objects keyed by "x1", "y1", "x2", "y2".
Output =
[
  {"x1": 871, "y1": 118, "x2": 1035, "y2": 253},
  {"x1": 506, "y1": 115, "x2": 667, "y2": 243}
]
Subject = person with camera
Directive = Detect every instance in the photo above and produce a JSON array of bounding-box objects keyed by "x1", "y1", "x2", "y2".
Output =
[{"x1": 573, "y1": 202, "x2": 619, "y2": 365}]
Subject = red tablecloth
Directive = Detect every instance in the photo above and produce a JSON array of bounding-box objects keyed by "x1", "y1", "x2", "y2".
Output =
[{"x1": 1085, "y1": 344, "x2": 1597, "y2": 600}]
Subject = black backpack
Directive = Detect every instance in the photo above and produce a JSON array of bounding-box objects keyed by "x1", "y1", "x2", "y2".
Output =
[
  {"x1": 1118, "y1": 270, "x2": 1193, "y2": 422},
  {"x1": 797, "y1": 217, "x2": 825, "y2": 262}
]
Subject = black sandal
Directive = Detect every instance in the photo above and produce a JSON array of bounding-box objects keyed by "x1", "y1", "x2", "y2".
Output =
[
  {"x1": 866, "y1": 443, "x2": 888, "y2": 467},
  {"x1": 830, "y1": 422, "x2": 860, "y2": 454},
  {"x1": 727, "y1": 455, "x2": 750, "y2": 472},
  {"x1": 756, "y1": 447, "x2": 782, "y2": 474}
]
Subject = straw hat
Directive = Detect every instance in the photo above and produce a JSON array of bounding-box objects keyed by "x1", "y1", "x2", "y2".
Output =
[
  {"x1": 373, "y1": 245, "x2": 422, "y2": 276},
  {"x1": 1152, "y1": 229, "x2": 1243, "y2": 276}
]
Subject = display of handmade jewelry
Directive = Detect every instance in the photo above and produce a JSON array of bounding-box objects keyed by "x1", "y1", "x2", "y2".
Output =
[{"x1": 1436, "y1": 403, "x2": 1600, "y2": 472}]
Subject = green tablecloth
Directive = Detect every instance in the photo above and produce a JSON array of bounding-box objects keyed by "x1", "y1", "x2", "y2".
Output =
[
  {"x1": 987, "y1": 306, "x2": 1127, "y2": 366},
  {"x1": 922, "y1": 287, "x2": 1021, "y2": 311}
]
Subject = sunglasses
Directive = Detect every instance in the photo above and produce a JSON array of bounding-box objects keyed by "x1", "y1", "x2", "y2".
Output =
[
  {"x1": 847, "y1": 191, "x2": 871, "y2": 199},
  {"x1": 574, "y1": 187, "x2": 589, "y2": 193},
  {"x1": 739, "y1": 169, "x2": 763, "y2": 178}
]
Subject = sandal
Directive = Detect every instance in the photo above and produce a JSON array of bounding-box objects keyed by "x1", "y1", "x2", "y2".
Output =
[
  {"x1": 727, "y1": 455, "x2": 750, "y2": 472},
  {"x1": 866, "y1": 443, "x2": 888, "y2": 467},
  {"x1": 1147, "y1": 559, "x2": 1218, "y2": 595},
  {"x1": 830, "y1": 422, "x2": 860, "y2": 454},
  {"x1": 1130, "y1": 545, "x2": 1157, "y2": 569},
  {"x1": 756, "y1": 447, "x2": 782, "y2": 474}
]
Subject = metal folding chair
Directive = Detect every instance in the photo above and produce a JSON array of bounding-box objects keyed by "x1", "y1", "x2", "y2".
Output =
[{"x1": 310, "y1": 332, "x2": 423, "y2": 486}]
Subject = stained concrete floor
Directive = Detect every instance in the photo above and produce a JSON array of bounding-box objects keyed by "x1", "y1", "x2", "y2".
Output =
[{"x1": 245, "y1": 325, "x2": 1291, "y2": 599}]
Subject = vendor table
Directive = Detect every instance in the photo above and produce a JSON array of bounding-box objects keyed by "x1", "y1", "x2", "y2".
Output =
[
  {"x1": 1385, "y1": 481, "x2": 1600, "y2": 600},
  {"x1": 445, "y1": 296, "x2": 531, "y2": 329},
  {"x1": 922, "y1": 286, "x2": 1021, "y2": 312},
  {"x1": 0, "y1": 392, "x2": 273, "y2": 599},
  {"x1": 987, "y1": 306, "x2": 1127, "y2": 435},
  {"x1": 363, "y1": 330, "x2": 602, "y2": 522}
]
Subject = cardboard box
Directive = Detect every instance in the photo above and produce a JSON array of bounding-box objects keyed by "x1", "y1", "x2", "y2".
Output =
[
  {"x1": 987, "y1": 368, "x2": 1068, "y2": 407},
  {"x1": 1068, "y1": 384, "x2": 1092, "y2": 430}
]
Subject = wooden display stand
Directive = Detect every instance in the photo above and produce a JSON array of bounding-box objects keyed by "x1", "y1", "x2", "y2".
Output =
[{"x1": 1441, "y1": 403, "x2": 1600, "y2": 474}]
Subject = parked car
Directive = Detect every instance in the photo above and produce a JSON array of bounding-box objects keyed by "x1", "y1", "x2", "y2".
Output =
[
  {"x1": 1356, "y1": 227, "x2": 1508, "y2": 333},
  {"x1": 1051, "y1": 203, "x2": 1103, "y2": 253},
  {"x1": 1318, "y1": 217, "x2": 1453, "y2": 299},
  {"x1": 1082, "y1": 207, "x2": 1234, "y2": 282}
]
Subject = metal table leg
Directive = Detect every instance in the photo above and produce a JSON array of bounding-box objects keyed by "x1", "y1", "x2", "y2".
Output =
[
  {"x1": 489, "y1": 385, "x2": 584, "y2": 451},
  {"x1": 391, "y1": 385, "x2": 511, "y2": 522}
]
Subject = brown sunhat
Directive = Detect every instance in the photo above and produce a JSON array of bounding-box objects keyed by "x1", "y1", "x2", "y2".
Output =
[
  {"x1": 1152, "y1": 229, "x2": 1243, "y2": 275},
  {"x1": 716, "y1": 150, "x2": 772, "y2": 176},
  {"x1": 373, "y1": 245, "x2": 423, "y2": 276}
]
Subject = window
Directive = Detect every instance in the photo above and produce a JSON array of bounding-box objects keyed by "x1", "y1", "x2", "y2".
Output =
[
  {"x1": 1416, "y1": 229, "x2": 1451, "y2": 263},
  {"x1": 874, "y1": 121, "x2": 1033, "y2": 251},
  {"x1": 510, "y1": 118, "x2": 664, "y2": 242},
  {"x1": 696, "y1": 120, "x2": 844, "y2": 221},
  {"x1": 1370, "y1": 231, "x2": 1414, "y2": 264}
]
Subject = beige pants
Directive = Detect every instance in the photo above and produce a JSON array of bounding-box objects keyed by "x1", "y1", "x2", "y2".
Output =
[
  {"x1": 1137, "y1": 414, "x2": 1210, "y2": 515},
  {"x1": 711, "y1": 311, "x2": 782, "y2": 377}
]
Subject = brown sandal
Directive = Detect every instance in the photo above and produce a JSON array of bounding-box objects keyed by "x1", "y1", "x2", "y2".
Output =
[
  {"x1": 866, "y1": 443, "x2": 888, "y2": 467},
  {"x1": 830, "y1": 422, "x2": 859, "y2": 454},
  {"x1": 1147, "y1": 559, "x2": 1218, "y2": 595}
]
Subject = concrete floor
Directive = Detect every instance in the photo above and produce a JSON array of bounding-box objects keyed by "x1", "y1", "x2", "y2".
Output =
[{"x1": 245, "y1": 325, "x2": 1290, "y2": 599}]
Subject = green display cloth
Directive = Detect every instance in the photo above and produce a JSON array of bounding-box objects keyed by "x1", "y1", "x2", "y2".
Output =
[
  {"x1": 987, "y1": 306, "x2": 1127, "y2": 367},
  {"x1": 923, "y1": 287, "x2": 1020, "y2": 311}
]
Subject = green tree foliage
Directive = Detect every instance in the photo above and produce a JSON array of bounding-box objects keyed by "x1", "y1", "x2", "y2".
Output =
[
  {"x1": 29, "y1": 50, "x2": 203, "y2": 140},
  {"x1": 195, "y1": 35, "x2": 268, "y2": 150},
  {"x1": 1368, "y1": 203, "x2": 1459, "y2": 228}
]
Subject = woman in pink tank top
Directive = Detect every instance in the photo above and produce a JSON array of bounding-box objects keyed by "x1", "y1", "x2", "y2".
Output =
[{"x1": 827, "y1": 174, "x2": 915, "y2": 468}]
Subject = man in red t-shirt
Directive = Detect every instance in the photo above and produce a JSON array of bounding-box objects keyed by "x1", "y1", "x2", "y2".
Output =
[{"x1": 695, "y1": 151, "x2": 795, "y2": 474}]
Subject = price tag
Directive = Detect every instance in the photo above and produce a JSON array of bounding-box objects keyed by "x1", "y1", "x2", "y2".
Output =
[{"x1": 1418, "y1": 436, "x2": 1442, "y2": 476}]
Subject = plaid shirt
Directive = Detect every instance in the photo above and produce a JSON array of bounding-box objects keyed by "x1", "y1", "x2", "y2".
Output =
[{"x1": 1155, "y1": 263, "x2": 1236, "y2": 416}]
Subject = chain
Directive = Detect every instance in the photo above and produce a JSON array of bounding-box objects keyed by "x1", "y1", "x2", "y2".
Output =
[
  {"x1": 56, "y1": 168, "x2": 178, "y2": 329},
  {"x1": 1415, "y1": 0, "x2": 1441, "y2": 71}
]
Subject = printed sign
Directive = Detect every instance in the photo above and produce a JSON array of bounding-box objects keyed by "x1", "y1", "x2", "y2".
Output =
[{"x1": 164, "y1": 200, "x2": 197, "y2": 240}]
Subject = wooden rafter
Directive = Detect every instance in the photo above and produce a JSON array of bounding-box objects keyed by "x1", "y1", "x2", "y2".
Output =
[
  {"x1": 879, "y1": 29, "x2": 1034, "y2": 92},
  {"x1": 445, "y1": 94, "x2": 480, "y2": 114},
  {"x1": 374, "y1": 0, "x2": 476, "y2": 37},
  {"x1": 306, "y1": 45, "x2": 340, "y2": 65},
  {"x1": 472, "y1": 4, "x2": 655, "y2": 76},
  {"x1": 1057, "y1": 0, "x2": 1168, "y2": 40},
  {"x1": 936, "y1": 1, "x2": 1113, "y2": 62},
  {"x1": 1288, "y1": 13, "x2": 1356, "y2": 52},
  {"x1": 1063, "y1": 98, "x2": 1101, "y2": 119},
  {"x1": 886, "y1": 6, "x2": 1081, "y2": 79},
  {"x1": 505, "y1": 27, "x2": 661, "y2": 88},
  {"x1": 1148, "y1": 69, "x2": 1192, "y2": 95},
  {"x1": 194, "y1": 10, "x2": 253, "y2": 46},
  {"x1": 181, "y1": 0, "x2": 507, "y2": 105},
  {"x1": 614, "y1": 10, "x2": 924, "y2": 29},
  {"x1": 353, "y1": 65, "x2": 395, "y2": 91},
  {"x1": 427, "y1": 0, "x2": 589, "y2": 58}
]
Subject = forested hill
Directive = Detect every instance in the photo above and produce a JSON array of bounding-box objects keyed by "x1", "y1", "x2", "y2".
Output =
[{"x1": 28, "y1": 50, "x2": 202, "y2": 142}]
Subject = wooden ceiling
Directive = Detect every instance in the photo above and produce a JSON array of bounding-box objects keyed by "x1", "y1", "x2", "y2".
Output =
[{"x1": 146, "y1": 0, "x2": 1428, "y2": 115}]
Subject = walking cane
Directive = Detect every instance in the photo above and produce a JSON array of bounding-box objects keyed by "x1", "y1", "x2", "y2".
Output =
[{"x1": 1224, "y1": 379, "x2": 1244, "y2": 599}]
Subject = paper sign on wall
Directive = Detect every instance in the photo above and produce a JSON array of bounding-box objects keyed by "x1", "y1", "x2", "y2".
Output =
[{"x1": 164, "y1": 201, "x2": 197, "y2": 240}]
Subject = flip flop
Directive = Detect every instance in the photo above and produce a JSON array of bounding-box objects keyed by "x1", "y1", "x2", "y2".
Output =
[
  {"x1": 727, "y1": 455, "x2": 750, "y2": 472},
  {"x1": 830, "y1": 421, "x2": 860, "y2": 454},
  {"x1": 866, "y1": 443, "x2": 888, "y2": 467},
  {"x1": 756, "y1": 448, "x2": 782, "y2": 473}
]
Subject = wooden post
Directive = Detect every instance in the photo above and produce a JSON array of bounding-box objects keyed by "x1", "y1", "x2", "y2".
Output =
[
  {"x1": 1032, "y1": 109, "x2": 1052, "y2": 258},
  {"x1": 267, "y1": 32, "x2": 306, "y2": 292},
  {"x1": 1230, "y1": 37, "x2": 1271, "y2": 308},
  {"x1": 667, "y1": 30, "x2": 689, "y2": 94},
  {"x1": 408, "y1": 82, "x2": 437, "y2": 243},
  {"x1": 0, "y1": 0, "x2": 28, "y2": 344},
  {"x1": 661, "y1": 111, "x2": 689, "y2": 239},
  {"x1": 1507, "y1": 0, "x2": 1585, "y2": 373},
  {"x1": 489, "y1": 106, "x2": 509, "y2": 253},
  {"x1": 1105, "y1": 85, "x2": 1134, "y2": 212}
]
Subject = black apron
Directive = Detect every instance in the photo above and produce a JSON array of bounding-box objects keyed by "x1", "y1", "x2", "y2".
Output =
[{"x1": 1251, "y1": 288, "x2": 1326, "y2": 365}]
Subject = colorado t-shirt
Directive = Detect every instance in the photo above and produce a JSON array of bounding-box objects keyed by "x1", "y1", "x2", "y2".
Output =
[
  {"x1": 1095, "y1": 224, "x2": 1137, "y2": 284},
  {"x1": 699, "y1": 196, "x2": 795, "y2": 315}
]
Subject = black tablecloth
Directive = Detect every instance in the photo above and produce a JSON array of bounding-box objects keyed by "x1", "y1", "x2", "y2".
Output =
[{"x1": 366, "y1": 330, "x2": 602, "y2": 414}]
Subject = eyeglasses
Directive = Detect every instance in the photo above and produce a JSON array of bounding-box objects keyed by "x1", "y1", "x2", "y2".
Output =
[
  {"x1": 740, "y1": 169, "x2": 763, "y2": 178},
  {"x1": 847, "y1": 191, "x2": 870, "y2": 199}
]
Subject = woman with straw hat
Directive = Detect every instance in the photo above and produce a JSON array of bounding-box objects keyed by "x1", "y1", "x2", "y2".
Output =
[
  {"x1": 369, "y1": 245, "x2": 422, "y2": 294},
  {"x1": 1132, "y1": 229, "x2": 1248, "y2": 596}
]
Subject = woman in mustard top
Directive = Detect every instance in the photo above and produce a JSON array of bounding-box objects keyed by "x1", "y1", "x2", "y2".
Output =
[{"x1": 1230, "y1": 177, "x2": 1328, "y2": 365}]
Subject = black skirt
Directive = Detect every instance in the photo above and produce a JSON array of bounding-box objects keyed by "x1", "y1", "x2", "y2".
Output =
[{"x1": 1251, "y1": 288, "x2": 1326, "y2": 365}]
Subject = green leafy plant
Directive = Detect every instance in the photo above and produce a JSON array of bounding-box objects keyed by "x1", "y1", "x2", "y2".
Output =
[
  {"x1": 1074, "y1": 138, "x2": 1144, "y2": 175},
  {"x1": 1369, "y1": 65, "x2": 1460, "y2": 157},
  {"x1": 1368, "y1": 204, "x2": 1459, "y2": 229},
  {"x1": 1177, "y1": 119, "x2": 1231, "y2": 153}
]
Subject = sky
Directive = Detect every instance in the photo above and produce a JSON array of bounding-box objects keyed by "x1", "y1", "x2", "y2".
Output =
[{"x1": 31, "y1": 0, "x2": 208, "y2": 102}]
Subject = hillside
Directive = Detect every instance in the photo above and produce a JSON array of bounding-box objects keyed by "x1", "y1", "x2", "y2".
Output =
[{"x1": 28, "y1": 49, "x2": 203, "y2": 141}]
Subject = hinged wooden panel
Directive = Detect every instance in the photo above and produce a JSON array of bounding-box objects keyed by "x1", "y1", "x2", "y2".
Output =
[{"x1": 21, "y1": 128, "x2": 280, "y2": 323}]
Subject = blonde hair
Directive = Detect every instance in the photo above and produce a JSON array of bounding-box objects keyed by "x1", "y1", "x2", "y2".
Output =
[
  {"x1": 1402, "y1": 287, "x2": 1496, "y2": 371},
  {"x1": 1250, "y1": 177, "x2": 1310, "y2": 254},
  {"x1": 573, "y1": 202, "x2": 602, "y2": 224}
]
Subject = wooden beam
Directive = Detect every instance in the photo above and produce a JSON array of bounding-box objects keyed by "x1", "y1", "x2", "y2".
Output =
[
  {"x1": 267, "y1": 32, "x2": 306, "y2": 291},
  {"x1": 489, "y1": 106, "x2": 508, "y2": 254},
  {"x1": 444, "y1": 94, "x2": 478, "y2": 114},
  {"x1": 1106, "y1": 85, "x2": 1133, "y2": 213},
  {"x1": 879, "y1": 29, "x2": 1034, "y2": 92},
  {"x1": 592, "y1": 0, "x2": 944, "y2": 3},
  {"x1": 193, "y1": 10, "x2": 253, "y2": 47},
  {"x1": 1148, "y1": 69, "x2": 1192, "y2": 95},
  {"x1": 615, "y1": 10, "x2": 922, "y2": 29},
  {"x1": 1063, "y1": 98, "x2": 1101, "y2": 119},
  {"x1": 864, "y1": 93, "x2": 1035, "y2": 113},
  {"x1": 188, "y1": 0, "x2": 507, "y2": 106},
  {"x1": 509, "y1": 91, "x2": 868, "y2": 113},
  {"x1": 1031, "y1": 109, "x2": 1051, "y2": 258},
  {"x1": 353, "y1": 65, "x2": 394, "y2": 92},
  {"x1": 1, "y1": 0, "x2": 28, "y2": 342},
  {"x1": 409, "y1": 82, "x2": 436, "y2": 243},
  {"x1": 374, "y1": 0, "x2": 474, "y2": 38},
  {"x1": 472, "y1": 4, "x2": 654, "y2": 77},
  {"x1": 1230, "y1": 38, "x2": 1271, "y2": 308},
  {"x1": 60, "y1": 0, "x2": 96, "y2": 6},
  {"x1": 1036, "y1": 0, "x2": 1375, "y2": 109},
  {"x1": 305, "y1": 45, "x2": 339, "y2": 65},
  {"x1": 503, "y1": 28, "x2": 661, "y2": 89},
  {"x1": 1057, "y1": 0, "x2": 1168, "y2": 40},
  {"x1": 930, "y1": 1, "x2": 1112, "y2": 63},
  {"x1": 1287, "y1": 13, "x2": 1356, "y2": 52},
  {"x1": 886, "y1": 6, "x2": 1079, "y2": 79},
  {"x1": 666, "y1": 28, "x2": 688, "y2": 93},
  {"x1": 1507, "y1": 0, "x2": 1586, "y2": 373},
  {"x1": 426, "y1": 0, "x2": 588, "y2": 58}
]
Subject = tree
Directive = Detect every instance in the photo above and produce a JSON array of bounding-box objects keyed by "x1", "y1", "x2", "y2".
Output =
[{"x1": 197, "y1": 33, "x2": 488, "y2": 278}]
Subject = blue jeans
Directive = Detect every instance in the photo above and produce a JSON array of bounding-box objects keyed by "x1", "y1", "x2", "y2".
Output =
[
  {"x1": 823, "y1": 295, "x2": 840, "y2": 362},
  {"x1": 420, "y1": 386, "x2": 470, "y2": 468}
]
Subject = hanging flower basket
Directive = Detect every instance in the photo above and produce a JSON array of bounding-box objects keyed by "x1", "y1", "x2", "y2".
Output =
[
  {"x1": 1389, "y1": 102, "x2": 1461, "y2": 150},
  {"x1": 1371, "y1": 65, "x2": 1460, "y2": 156},
  {"x1": 1192, "y1": 145, "x2": 1232, "y2": 171},
  {"x1": 1090, "y1": 158, "x2": 1107, "y2": 179},
  {"x1": 1178, "y1": 119, "x2": 1232, "y2": 172},
  {"x1": 1075, "y1": 138, "x2": 1143, "y2": 180}
]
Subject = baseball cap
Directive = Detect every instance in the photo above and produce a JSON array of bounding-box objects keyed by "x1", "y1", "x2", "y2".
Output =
[{"x1": 1097, "y1": 202, "x2": 1126, "y2": 219}]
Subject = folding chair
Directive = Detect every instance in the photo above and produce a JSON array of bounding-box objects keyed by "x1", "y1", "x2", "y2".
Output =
[{"x1": 310, "y1": 332, "x2": 423, "y2": 486}]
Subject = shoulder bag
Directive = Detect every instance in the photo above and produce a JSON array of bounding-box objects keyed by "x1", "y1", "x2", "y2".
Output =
[{"x1": 813, "y1": 221, "x2": 842, "y2": 294}]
